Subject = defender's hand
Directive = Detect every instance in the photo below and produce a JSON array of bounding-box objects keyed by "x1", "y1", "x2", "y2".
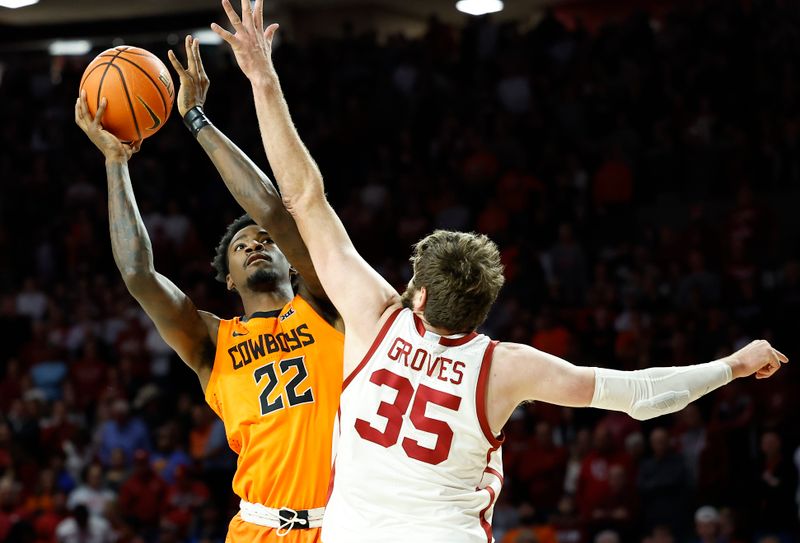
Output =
[
  {"x1": 727, "y1": 339, "x2": 788, "y2": 380},
  {"x1": 211, "y1": 0, "x2": 279, "y2": 86},
  {"x1": 74, "y1": 90, "x2": 141, "y2": 162},
  {"x1": 168, "y1": 35, "x2": 210, "y2": 117}
]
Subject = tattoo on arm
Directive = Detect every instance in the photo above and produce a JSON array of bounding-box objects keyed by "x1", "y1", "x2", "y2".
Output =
[{"x1": 106, "y1": 161, "x2": 154, "y2": 280}]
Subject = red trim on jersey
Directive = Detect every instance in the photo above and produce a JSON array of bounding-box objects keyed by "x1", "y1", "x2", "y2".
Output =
[
  {"x1": 439, "y1": 331, "x2": 478, "y2": 346},
  {"x1": 477, "y1": 446, "x2": 502, "y2": 543},
  {"x1": 476, "y1": 340, "x2": 503, "y2": 447},
  {"x1": 484, "y1": 466, "x2": 504, "y2": 484},
  {"x1": 413, "y1": 313, "x2": 427, "y2": 336},
  {"x1": 411, "y1": 313, "x2": 479, "y2": 346},
  {"x1": 478, "y1": 485, "x2": 496, "y2": 542},
  {"x1": 342, "y1": 307, "x2": 403, "y2": 391}
]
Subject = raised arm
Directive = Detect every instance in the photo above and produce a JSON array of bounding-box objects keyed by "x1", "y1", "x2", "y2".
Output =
[
  {"x1": 167, "y1": 37, "x2": 331, "y2": 312},
  {"x1": 75, "y1": 91, "x2": 217, "y2": 389},
  {"x1": 211, "y1": 0, "x2": 400, "y2": 344},
  {"x1": 488, "y1": 339, "x2": 788, "y2": 434}
]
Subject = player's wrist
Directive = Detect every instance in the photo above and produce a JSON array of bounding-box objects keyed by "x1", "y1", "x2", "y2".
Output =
[
  {"x1": 104, "y1": 154, "x2": 129, "y2": 167},
  {"x1": 182, "y1": 106, "x2": 211, "y2": 138},
  {"x1": 249, "y1": 70, "x2": 280, "y2": 91},
  {"x1": 721, "y1": 354, "x2": 744, "y2": 379}
]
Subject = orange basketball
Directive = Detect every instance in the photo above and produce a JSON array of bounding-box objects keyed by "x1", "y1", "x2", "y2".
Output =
[{"x1": 80, "y1": 46, "x2": 174, "y2": 143}]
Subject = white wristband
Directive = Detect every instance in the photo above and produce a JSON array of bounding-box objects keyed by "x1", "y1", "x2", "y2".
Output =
[{"x1": 590, "y1": 361, "x2": 733, "y2": 420}]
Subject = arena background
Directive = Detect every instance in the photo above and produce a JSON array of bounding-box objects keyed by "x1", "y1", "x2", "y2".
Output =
[{"x1": 1, "y1": 0, "x2": 799, "y2": 542}]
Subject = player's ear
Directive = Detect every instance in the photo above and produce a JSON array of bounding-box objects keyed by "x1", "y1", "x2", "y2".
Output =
[
  {"x1": 414, "y1": 286, "x2": 427, "y2": 312},
  {"x1": 289, "y1": 265, "x2": 298, "y2": 277},
  {"x1": 226, "y1": 274, "x2": 236, "y2": 292}
]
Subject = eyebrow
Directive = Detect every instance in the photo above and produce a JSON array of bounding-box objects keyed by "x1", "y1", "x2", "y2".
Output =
[{"x1": 230, "y1": 230, "x2": 271, "y2": 247}]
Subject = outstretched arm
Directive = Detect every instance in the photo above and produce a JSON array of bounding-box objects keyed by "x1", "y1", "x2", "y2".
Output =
[
  {"x1": 75, "y1": 92, "x2": 217, "y2": 389},
  {"x1": 488, "y1": 339, "x2": 788, "y2": 432},
  {"x1": 212, "y1": 0, "x2": 400, "y2": 344},
  {"x1": 167, "y1": 37, "x2": 333, "y2": 313}
]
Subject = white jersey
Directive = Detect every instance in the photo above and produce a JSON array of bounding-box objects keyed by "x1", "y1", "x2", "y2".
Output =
[{"x1": 324, "y1": 308, "x2": 503, "y2": 543}]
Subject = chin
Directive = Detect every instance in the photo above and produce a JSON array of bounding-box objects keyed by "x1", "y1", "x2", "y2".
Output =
[{"x1": 246, "y1": 269, "x2": 281, "y2": 292}]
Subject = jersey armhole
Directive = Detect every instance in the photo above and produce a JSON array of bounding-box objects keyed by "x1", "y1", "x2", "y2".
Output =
[
  {"x1": 204, "y1": 318, "x2": 233, "y2": 410},
  {"x1": 342, "y1": 307, "x2": 403, "y2": 391},
  {"x1": 476, "y1": 340, "x2": 504, "y2": 448}
]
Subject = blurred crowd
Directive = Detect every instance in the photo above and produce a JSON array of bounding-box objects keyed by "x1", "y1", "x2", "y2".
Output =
[{"x1": 1, "y1": 0, "x2": 799, "y2": 541}]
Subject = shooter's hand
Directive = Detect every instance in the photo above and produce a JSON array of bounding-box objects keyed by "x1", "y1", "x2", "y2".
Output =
[{"x1": 74, "y1": 90, "x2": 141, "y2": 162}]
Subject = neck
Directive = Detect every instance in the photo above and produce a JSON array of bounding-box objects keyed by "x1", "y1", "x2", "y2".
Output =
[
  {"x1": 240, "y1": 286, "x2": 295, "y2": 317},
  {"x1": 413, "y1": 310, "x2": 460, "y2": 336}
]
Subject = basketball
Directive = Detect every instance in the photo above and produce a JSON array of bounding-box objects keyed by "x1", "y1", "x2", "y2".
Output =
[{"x1": 79, "y1": 46, "x2": 174, "y2": 143}]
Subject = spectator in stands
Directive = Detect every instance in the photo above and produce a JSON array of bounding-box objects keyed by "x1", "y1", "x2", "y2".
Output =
[
  {"x1": 637, "y1": 427, "x2": 690, "y2": 536},
  {"x1": 54, "y1": 504, "x2": 112, "y2": 543},
  {"x1": 519, "y1": 421, "x2": 567, "y2": 516},
  {"x1": 754, "y1": 431, "x2": 799, "y2": 537},
  {"x1": 150, "y1": 423, "x2": 191, "y2": 485},
  {"x1": 690, "y1": 506, "x2": 722, "y2": 543},
  {"x1": 576, "y1": 427, "x2": 629, "y2": 520},
  {"x1": 118, "y1": 449, "x2": 167, "y2": 538},
  {"x1": 97, "y1": 398, "x2": 150, "y2": 466},
  {"x1": 66, "y1": 463, "x2": 115, "y2": 519}
]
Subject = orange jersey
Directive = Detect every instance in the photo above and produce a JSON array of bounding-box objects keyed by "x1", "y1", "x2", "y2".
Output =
[{"x1": 205, "y1": 294, "x2": 343, "y2": 510}]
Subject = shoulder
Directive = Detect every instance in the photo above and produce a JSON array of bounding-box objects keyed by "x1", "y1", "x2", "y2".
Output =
[
  {"x1": 492, "y1": 341, "x2": 541, "y2": 367},
  {"x1": 294, "y1": 288, "x2": 344, "y2": 332}
]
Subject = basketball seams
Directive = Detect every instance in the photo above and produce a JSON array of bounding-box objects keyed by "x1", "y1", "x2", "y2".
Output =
[
  {"x1": 106, "y1": 55, "x2": 168, "y2": 116},
  {"x1": 80, "y1": 63, "x2": 111, "y2": 90},
  {"x1": 94, "y1": 47, "x2": 127, "y2": 111},
  {"x1": 113, "y1": 64, "x2": 142, "y2": 142},
  {"x1": 81, "y1": 46, "x2": 172, "y2": 142},
  {"x1": 114, "y1": 49, "x2": 154, "y2": 57}
]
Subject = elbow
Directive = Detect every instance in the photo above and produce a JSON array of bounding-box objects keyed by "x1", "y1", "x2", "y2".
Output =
[
  {"x1": 119, "y1": 267, "x2": 156, "y2": 294},
  {"x1": 629, "y1": 411, "x2": 654, "y2": 422},
  {"x1": 281, "y1": 179, "x2": 326, "y2": 216}
]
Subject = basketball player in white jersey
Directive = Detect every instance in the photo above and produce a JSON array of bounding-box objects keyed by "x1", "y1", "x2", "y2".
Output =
[{"x1": 211, "y1": 1, "x2": 789, "y2": 541}]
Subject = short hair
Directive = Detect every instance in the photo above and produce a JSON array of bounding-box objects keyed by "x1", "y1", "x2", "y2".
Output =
[
  {"x1": 212, "y1": 214, "x2": 256, "y2": 283},
  {"x1": 410, "y1": 230, "x2": 505, "y2": 332}
]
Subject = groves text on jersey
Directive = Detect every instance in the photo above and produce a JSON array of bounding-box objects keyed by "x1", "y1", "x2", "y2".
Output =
[
  {"x1": 228, "y1": 324, "x2": 315, "y2": 370},
  {"x1": 387, "y1": 336, "x2": 465, "y2": 385}
]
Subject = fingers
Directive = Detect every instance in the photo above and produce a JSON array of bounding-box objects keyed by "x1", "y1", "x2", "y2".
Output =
[
  {"x1": 74, "y1": 96, "x2": 83, "y2": 126},
  {"x1": 772, "y1": 347, "x2": 789, "y2": 364},
  {"x1": 95, "y1": 96, "x2": 108, "y2": 125},
  {"x1": 78, "y1": 89, "x2": 92, "y2": 121},
  {"x1": 184, "y1": 34, "x2": 197, "y2": 76},
  {"x1": 755, "y1": 359, "x2": 782, "y2": 379},
  {"x1": 264, "y1": 23, "x2": 279, "y2": 45},
  {"x1": 130, "y1": 141, "x2": 142, "y2": 154},
  {"x1": 210, "y1": 22, "x2": 235, "y2": 45},
  {"x1": 192, "y1": 38, "x2": 204, "y2": 79},
  {"x1": 240, "y1": 0, "x2": 253, "y2": 29},
  {"x1": 185, "y1": 33, "x2": 193, "y2": 63},
  {"x1": 253, "y1": 0, "x2": 264, "y2": 33},
  {"x1": 221, "y1": 0, "x2": 244, "y2": 31},
  {"x1": 167, "y1": 49, "x2": 187, "y2": 77}
]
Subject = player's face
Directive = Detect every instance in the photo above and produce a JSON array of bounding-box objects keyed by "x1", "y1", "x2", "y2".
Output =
[{"x1": 226, "y1": 225, "x2": 292, "y2": 293}]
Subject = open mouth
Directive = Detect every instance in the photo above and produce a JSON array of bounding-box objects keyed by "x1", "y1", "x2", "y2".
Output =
[{"x1": 246, "y1": 253, "x2": 271, "y2": 267}]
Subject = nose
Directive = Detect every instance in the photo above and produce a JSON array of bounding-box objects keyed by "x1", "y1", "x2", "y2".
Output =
[{"x1": 245, "y1": 239, "x2": 265, "y2": 252}]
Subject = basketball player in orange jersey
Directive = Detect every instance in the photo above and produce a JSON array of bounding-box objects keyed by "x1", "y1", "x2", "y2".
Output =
[
  {"x1": 213, "y1": 1, "x2": 789, "y2": 541},
  {"x1": 74, "y1": 36, "x2": 343, "y2": 542}
]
